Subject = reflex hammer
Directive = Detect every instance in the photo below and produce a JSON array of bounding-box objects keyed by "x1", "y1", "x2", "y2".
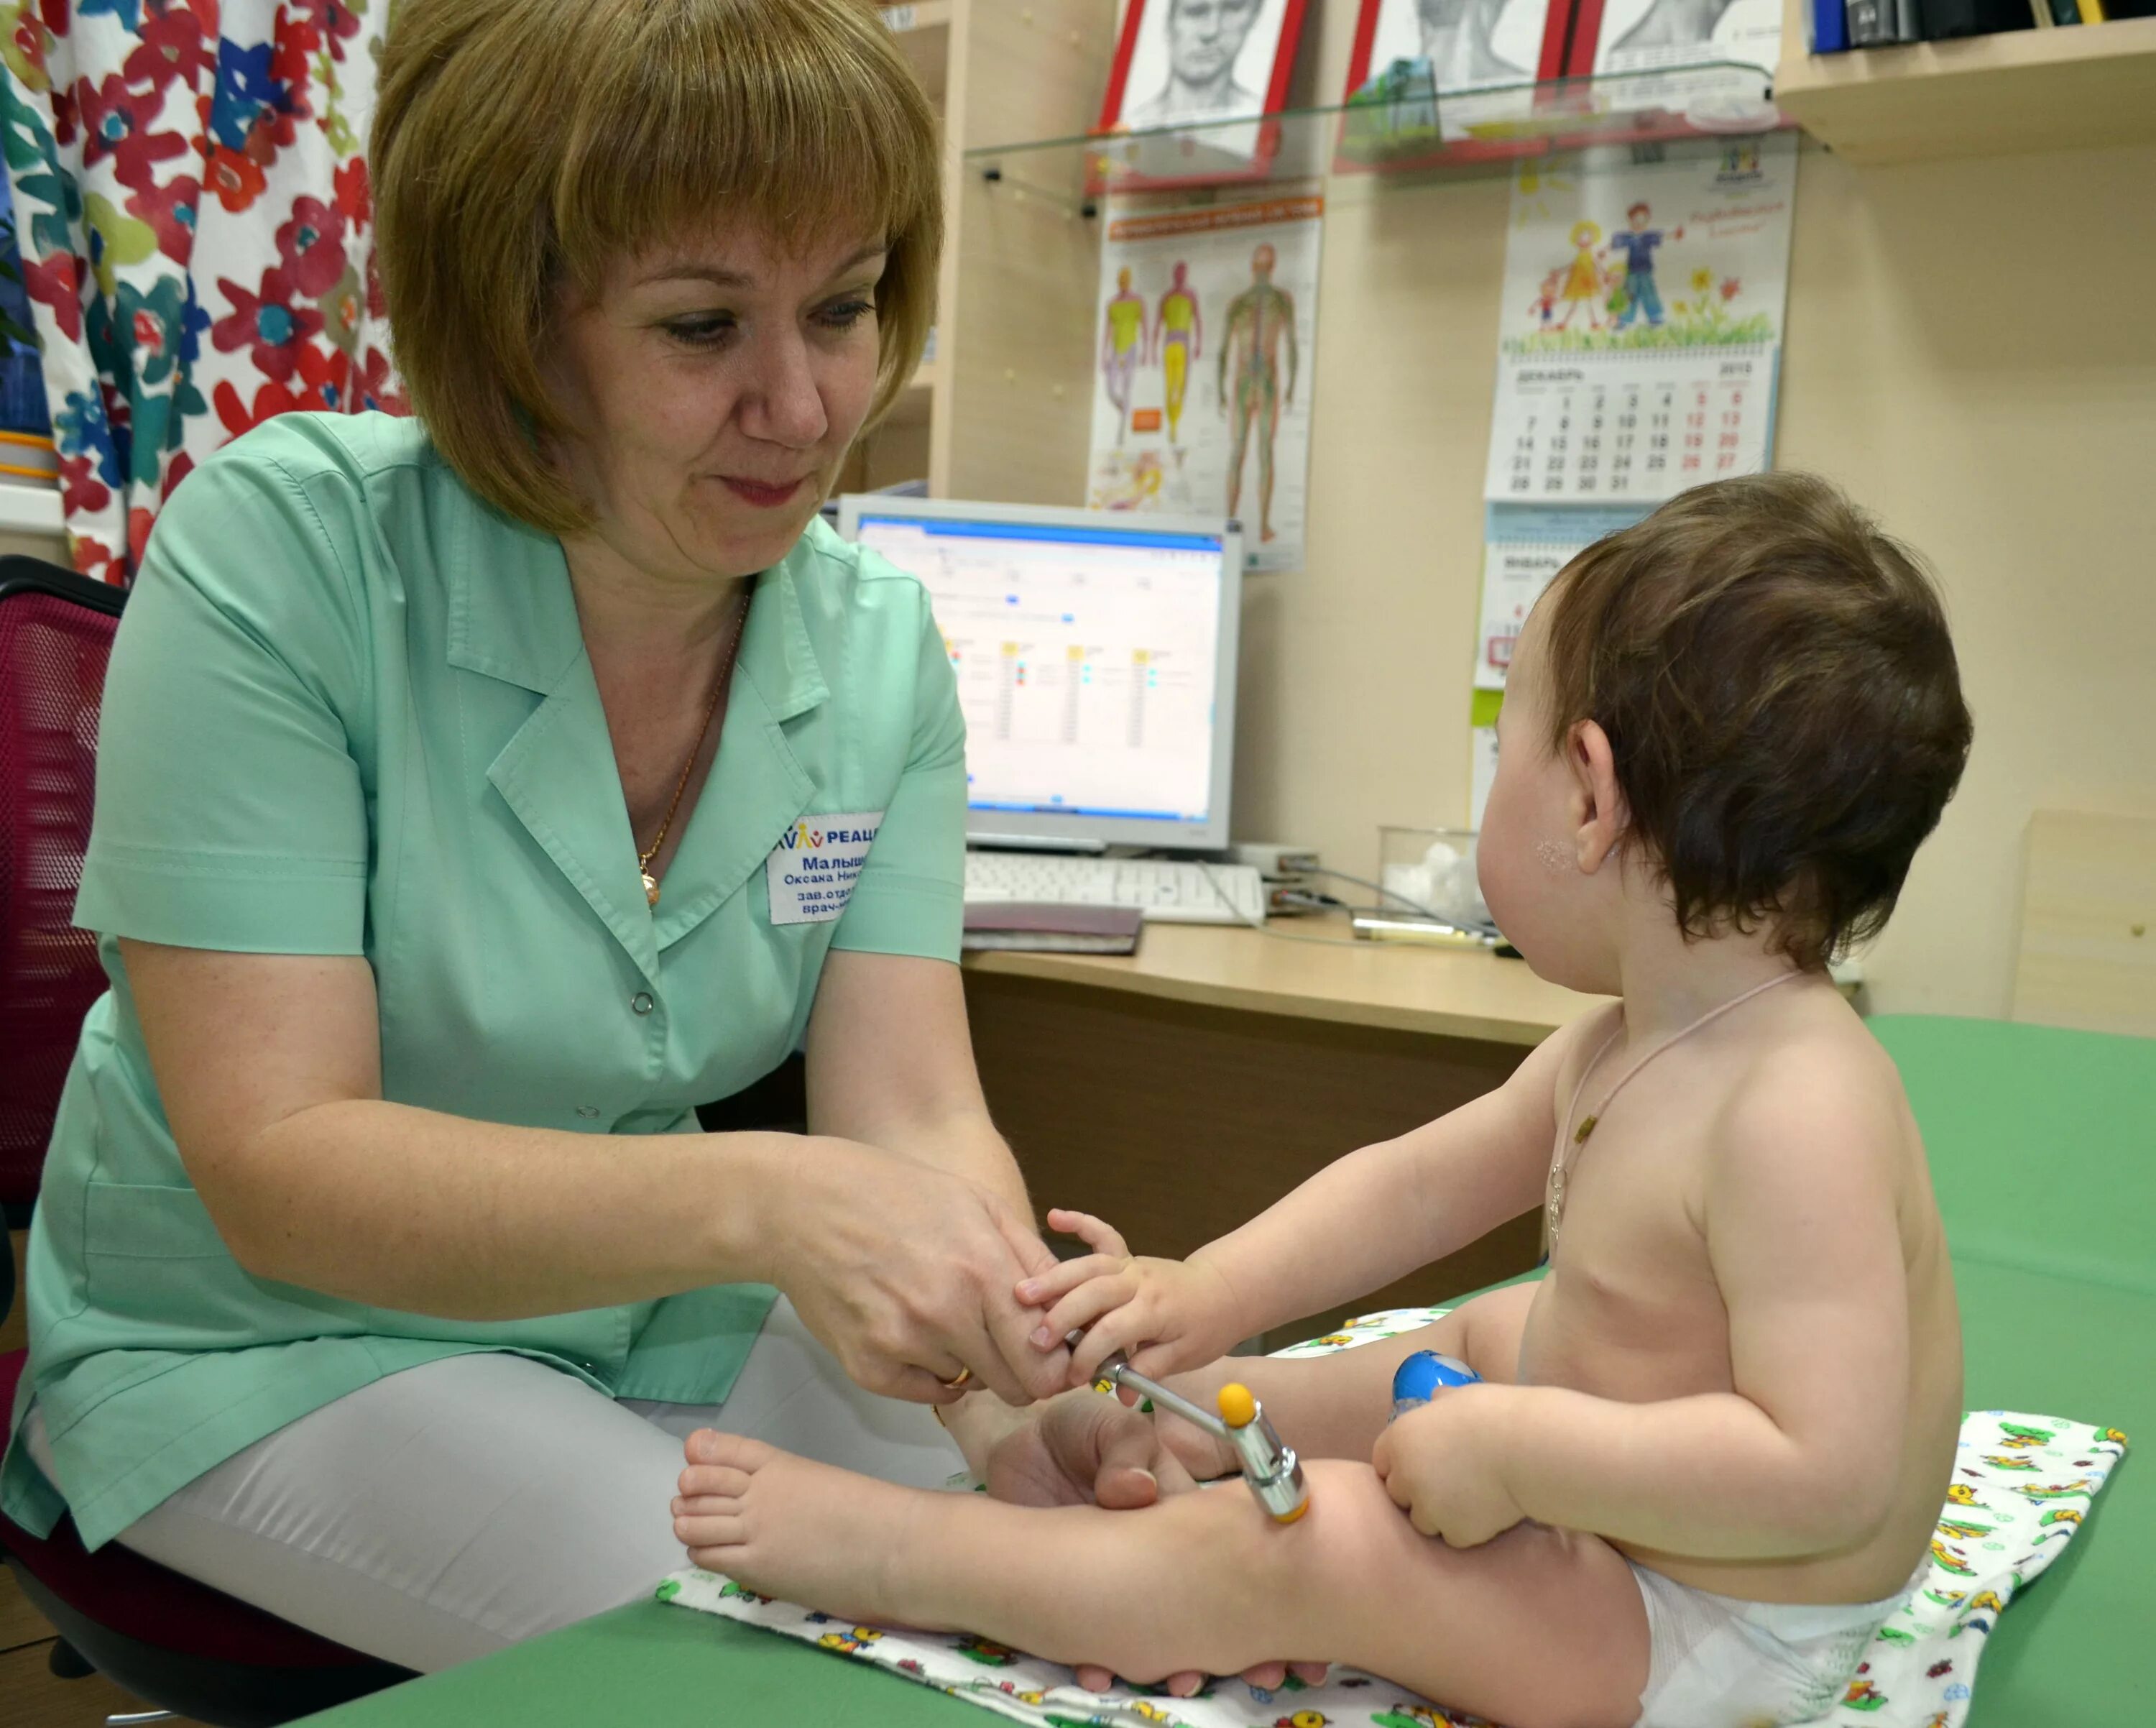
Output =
[{"x1": 1100, "y1": 1356, "x2": 1309, "y2": 1524}]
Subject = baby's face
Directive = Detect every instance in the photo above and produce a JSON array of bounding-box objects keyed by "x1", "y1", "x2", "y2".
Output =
[{"x1": 1478, "y1": 612, "x2": 1611, "y2": 990}]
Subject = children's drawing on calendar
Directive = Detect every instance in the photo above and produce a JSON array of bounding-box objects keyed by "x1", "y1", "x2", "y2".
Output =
[
  {"x1": 1509, "y1": 193, "x2": 1773, "y2": 352},
  {"x1": 1552, "y1": 221, "x2": 1606, "y2": 332},
  {"x1": 1606, "y1": 201, "x2": 1681, "y2": 331},
  {"x1": 1483, "y1": 135, "x2": 1795, "y2": 505},
  {"x1": 1527, "y1": 267, "x2": 1562, "y2": 331}
]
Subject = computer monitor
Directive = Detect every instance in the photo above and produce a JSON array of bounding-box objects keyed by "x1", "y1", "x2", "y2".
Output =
[{"x1": 837, "y1": 496, "x2": 1243, "y2": 852}]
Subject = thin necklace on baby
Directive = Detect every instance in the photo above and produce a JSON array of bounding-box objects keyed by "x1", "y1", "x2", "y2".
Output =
[{"x1": 1543, "y1": 968, "x2": 1804, "y2": 1258}]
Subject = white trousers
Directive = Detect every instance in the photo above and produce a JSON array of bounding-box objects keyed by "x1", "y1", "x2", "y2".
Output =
[{"x1": 24, "y1": 1297, "x2": 964, "y2": 1674}]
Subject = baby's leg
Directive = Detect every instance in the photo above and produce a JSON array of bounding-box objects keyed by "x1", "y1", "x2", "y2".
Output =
[
  {"x1": 677, "y1": 1433, "x2": 1645, "y2": 1728},
  {"x1": 1171, "y1": 1282, "x2": 1542, "y2": 1462}
]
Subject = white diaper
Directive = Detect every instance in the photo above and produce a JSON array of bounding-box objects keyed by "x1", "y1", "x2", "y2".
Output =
[{"x1": 1628, "y1": 1563, "x2": 1922, "y2": 1728}]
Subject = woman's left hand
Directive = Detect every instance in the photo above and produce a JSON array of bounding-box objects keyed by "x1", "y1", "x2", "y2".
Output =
[
  {"x1": 982, "y1": 1389, "x2": 1330, "y2": 1697},
  {"x1": 766, "y1": 1137, "x2": 1072, "y2": 1407},
  {"x1": 796, "y1": 951, "x2": 1074, "y2": 1405},
  {"x1": 1370, "y1": 1384, "x2": 1526, "y2": 1548}
]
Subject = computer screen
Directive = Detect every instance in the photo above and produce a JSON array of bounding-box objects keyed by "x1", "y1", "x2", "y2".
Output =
[{"x1": 838, "y1": 497, "x2": 1242, "y2": 852}]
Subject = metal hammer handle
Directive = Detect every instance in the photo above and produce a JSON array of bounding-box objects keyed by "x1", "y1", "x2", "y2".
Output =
[{"x1": 1100, "y1": 1357, "x2": 1229, "y2": 1438}]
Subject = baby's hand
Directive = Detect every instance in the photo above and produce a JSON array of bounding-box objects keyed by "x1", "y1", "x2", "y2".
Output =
[
  {"x1": 1014, "y1": 1208, "x2": 1243, "y2": 1386},
  {"x1": 1370, "y1": 1384, "x2": 1525, "y2": 1548}
]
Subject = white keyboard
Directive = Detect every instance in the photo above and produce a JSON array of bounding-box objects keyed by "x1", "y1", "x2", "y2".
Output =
[{"x1": 963, "y1": 852, "x2": 1267, "y2": 925}]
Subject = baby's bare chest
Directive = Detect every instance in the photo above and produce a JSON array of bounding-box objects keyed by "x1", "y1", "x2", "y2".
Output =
[{"x1": 1523, "y1": 1115, "x2": 1736, "y2": 1400}]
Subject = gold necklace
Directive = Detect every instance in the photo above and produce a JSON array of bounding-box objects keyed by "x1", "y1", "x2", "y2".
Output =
[{"x1": 637, "y1": 591, "x2": 750, "y2": 909}]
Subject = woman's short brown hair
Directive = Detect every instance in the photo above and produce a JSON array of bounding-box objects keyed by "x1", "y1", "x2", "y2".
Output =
[
  {"x1": 372, "y1": 0, "x2": 941, "y2": 533},
  {"x1": 1536, "y1": 473, "x2": 1973, "y2": 970}
]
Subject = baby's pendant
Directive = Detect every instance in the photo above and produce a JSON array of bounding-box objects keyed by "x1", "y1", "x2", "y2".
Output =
[
  {"x1": 1547, "y1": 1113, "x2": 1596, "y2": 1256},
  {"x1": 642, "y1": 870, "x2": 661, "y2": 908}
]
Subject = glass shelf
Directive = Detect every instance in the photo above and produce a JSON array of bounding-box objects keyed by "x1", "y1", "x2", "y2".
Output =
[{"x1": 964, "y1": 65, "x2": 1785, "y2": 215}]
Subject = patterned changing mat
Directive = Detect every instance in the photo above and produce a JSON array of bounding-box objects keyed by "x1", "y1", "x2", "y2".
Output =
[{"x1": 660, "y1": 1308, "x2": 2130, "y2": 1728}]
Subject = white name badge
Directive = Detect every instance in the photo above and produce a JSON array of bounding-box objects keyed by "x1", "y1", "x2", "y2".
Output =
[{"x1": 765, "y1": 811, "x2": 885, "y2": 926}]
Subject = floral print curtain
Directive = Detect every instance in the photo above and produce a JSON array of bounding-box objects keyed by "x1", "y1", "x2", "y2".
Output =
[{"x1": 1, "y1": 0, "x2": 404, "y2": 583}]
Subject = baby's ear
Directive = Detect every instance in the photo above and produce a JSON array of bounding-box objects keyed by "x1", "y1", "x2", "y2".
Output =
[{"x1": 1567, "y1": 719, "x2": 1629, "y2": 870}]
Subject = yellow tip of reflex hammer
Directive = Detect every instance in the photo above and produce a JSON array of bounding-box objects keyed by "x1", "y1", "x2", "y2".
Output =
[{"x1": 1217, "y1": 1383, "x2": 1258, "y2": 1429}]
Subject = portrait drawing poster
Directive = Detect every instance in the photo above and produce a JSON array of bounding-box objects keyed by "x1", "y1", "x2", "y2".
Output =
[
  {"x1": 1348, "y1": 0, "x2": 1559, "y2": 98},
  {"x1": 1096, "y1": 0, "x2": 1309, "y2": 182},
  {"x1": 1587, "y1": 0, "x2": 1783, "y2": 77}
]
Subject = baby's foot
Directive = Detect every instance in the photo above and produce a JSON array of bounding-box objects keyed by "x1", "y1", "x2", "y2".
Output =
[{"x1": 673, "y1": 1432, "x2": 927, "y2": 1623}]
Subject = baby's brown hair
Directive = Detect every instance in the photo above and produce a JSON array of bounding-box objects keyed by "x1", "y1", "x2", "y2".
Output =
[{"x1": 1537, "y1": 473, "x2": 1972, "y2": 970}]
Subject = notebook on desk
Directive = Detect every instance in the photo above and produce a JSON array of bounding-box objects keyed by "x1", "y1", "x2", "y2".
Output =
[{"x1": 961, "y1": 902, "x2": 1144, "y2": 955}]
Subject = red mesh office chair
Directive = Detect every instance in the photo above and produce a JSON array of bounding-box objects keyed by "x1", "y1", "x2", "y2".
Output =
[
  {"x1": 0, "y1": 561, "x2": 117, "y2": 1241},
  {"x1": 0, "y1": 556, "x2": 413, "y2": 1724}
]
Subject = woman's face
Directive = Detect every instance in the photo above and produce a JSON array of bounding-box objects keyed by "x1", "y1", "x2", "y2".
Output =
[{"x1": 545, "y1": 226, "x2": 888, "y2": 582}]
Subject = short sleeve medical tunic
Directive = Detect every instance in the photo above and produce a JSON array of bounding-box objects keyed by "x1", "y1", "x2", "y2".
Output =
[{"x1": 1, "y1": 412, "x2": 965, "y2": 1551}]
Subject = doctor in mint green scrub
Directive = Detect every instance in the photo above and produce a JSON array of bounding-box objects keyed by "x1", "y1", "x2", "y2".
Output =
[{"x1": 0, "y1": 0, "x2": 1089, "y2": 1674}]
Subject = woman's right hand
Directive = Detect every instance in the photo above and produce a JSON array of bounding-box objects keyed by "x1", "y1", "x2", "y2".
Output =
[{"x1": 765, "y1": 1136, "x2": 1072, "y2": 1407}]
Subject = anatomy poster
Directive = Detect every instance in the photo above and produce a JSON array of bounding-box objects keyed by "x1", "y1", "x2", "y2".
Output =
[{"x1": 1087, "y1": 195, "x2": 1324, "y2": 574}]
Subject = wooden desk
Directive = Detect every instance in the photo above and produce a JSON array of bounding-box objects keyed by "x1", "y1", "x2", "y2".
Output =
[{"x1": 959, "y1": 921, "x2": 1603, "y2": 1344}]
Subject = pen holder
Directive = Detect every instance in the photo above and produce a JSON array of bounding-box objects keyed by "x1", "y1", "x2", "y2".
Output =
[{"x1": 1390, "y1": 1349, "x2": 1482, "y2": 1420}]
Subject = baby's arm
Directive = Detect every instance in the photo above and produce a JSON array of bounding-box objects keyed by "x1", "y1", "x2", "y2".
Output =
[
  {"x1": 1030, "y1": 1018, "x2": 1585, "y2": 1382},
  {"x1": 1389, "y1": 1056, "x2": 1912, "y2": 1557}
]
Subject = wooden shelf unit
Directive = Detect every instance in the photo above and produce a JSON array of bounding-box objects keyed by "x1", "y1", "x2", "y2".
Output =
[
  {"x1": 885, "y1": 0, "x2": 952, "y2": 109},
  {"x1": 846, "y1": 4, "x2": 1112, "y2": 500},
  {"x1": 844, "y1": 6, "x2": 951, "y2": 495},
  {"x1": 927, "y1": 1, "x2": 1113, "y2": 503},
  {"x1": 888, "y1": 360, "x2": 937, "y2": 429},
  {"x1": 1774, "y1": 0, "x2": 2156, "y2": 164}
]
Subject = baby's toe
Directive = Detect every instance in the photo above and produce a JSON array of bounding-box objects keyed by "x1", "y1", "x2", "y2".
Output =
[
  {"x1": 676, "y1": 1510, "x2": 743, "y2": 1550},
  {"x1": 678, "y1": 1463, "x2": 754, "y2": 1499},
  {"x1": 687, "y1": 1540, "x2": 741, "y2": 1573},
  {"x1": 683, "y1": 1429, "x2": 779, "y2": 1471}
]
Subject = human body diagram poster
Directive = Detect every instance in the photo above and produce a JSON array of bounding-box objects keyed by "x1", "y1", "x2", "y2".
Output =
[
  {"x1": 1469, "y1": 139, "x2": 1795, "y2": 823},
  {"x1": 1087, "y1": 196, "x2": 1323, "y2": 574}
]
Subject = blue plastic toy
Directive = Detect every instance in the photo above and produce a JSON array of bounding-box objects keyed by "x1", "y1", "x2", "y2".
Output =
[{"x1": 1390, "y1": 1348, "x2": 1482, "y2": 1419}]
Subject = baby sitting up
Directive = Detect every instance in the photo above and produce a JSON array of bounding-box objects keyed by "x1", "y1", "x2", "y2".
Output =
[{"x1": 674, "y1": 473, "x2": 1975, "y2": 1728}]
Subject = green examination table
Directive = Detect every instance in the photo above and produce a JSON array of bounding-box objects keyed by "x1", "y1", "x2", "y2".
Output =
[{"x1": 307, "y1": 1015, "x2": 2147, "y2": 1726}]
